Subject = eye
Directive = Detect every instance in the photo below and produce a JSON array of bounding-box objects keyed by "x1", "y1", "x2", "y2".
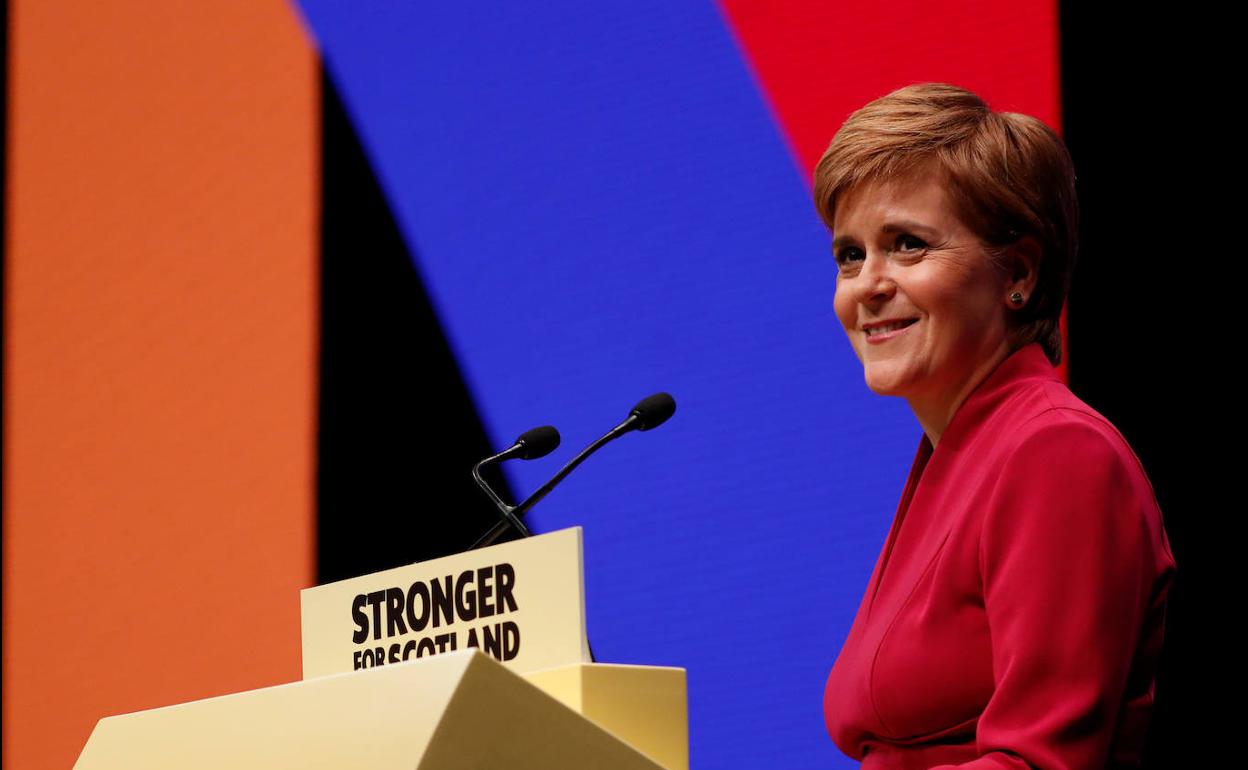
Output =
[
  {"x1": 834, "y1": 246, "x2": 864, "y2": 266},
  {"x1": 896, "y1": 234, "x2": 927, "y2": 253}
]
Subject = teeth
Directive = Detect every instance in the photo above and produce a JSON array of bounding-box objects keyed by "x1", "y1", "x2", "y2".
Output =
[{"x1": 866, "y1": 320, "x2": 913, "y2": 336}]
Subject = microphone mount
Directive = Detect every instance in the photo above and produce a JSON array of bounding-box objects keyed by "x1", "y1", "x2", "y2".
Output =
[{"x1": 469, "y1": 393, "x2": 675, "y2": 550}]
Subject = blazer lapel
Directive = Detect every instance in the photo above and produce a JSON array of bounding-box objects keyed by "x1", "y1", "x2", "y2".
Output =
[
  {"x1": 865, "y1": 439, "x2": 965, "y2": 622},
  {"x1": 866, "y1": 436, "x2": 933, "y2": 619},
  {"x1": 863, "y1": 343, "x2": 1059, "y2": 626}
]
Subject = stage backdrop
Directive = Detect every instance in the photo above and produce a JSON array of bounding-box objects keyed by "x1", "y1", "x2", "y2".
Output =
[
  {"x1": 4, "y1": 2, "x2": 1061, "y2": 767},
  {"x1": 294, "y1": 1, "x2": 1060, "y2": 767}
]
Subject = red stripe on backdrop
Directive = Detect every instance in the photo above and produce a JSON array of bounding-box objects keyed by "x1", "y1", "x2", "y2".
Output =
[{"x1": 716, "y1": 0, "x2": 1068, "y2": 377}]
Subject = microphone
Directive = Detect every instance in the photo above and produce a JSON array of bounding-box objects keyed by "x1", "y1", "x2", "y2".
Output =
[
  {"x1": 470, "y1": 392, "x2": 677, "y2": 550},
  {"x1": 628, "y1": 392, "x2": 677, "y2": 431},
  {"x1": 472, "y1": 426, "x2": 561, "y2": 540},
  {"x1": 502, "y1": 425, "x2": 561, "y2": 460}
]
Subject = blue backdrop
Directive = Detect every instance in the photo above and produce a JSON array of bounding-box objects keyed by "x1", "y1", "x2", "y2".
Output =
[{"x1": 296, "y1": 2, "x2": 919, "y2": 765}]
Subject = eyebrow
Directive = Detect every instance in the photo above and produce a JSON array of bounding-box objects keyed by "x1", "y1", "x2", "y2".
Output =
[{"x1": 831, "y1": 220, "x2": 939, "y2": 251}]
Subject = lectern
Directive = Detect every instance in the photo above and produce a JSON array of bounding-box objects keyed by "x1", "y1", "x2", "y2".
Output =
[{"x1": 74, "y1": 528, "x2": 688, "y2": 769}]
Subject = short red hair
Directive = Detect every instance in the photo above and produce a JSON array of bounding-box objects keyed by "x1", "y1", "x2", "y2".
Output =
[{"x1": 813, "y1": 83, "x2": 1078, "y2": 365}]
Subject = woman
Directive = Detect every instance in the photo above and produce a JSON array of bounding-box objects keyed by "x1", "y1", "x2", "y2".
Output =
[{"x1": 817, "y1": 83, "x2": 1176, "y2": 769}]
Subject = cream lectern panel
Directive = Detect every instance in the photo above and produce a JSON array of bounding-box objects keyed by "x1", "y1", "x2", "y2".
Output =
[
  {"x1": 525, "y1": 661, "x2": 689, "y2": 770},
  {"x1": 76, "y1": 528, "x2": 689, "y2": 769},
  {"x1": 301, "y1": 526, "x2": 590, "y2": 678},
  {"x1": 75, "y1": 650, "x2": 664, "y2": 770}
]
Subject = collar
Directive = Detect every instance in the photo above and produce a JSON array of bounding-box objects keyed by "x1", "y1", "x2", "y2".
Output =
[{"x1": 917, "y1": 342, "x2": 1059, "y2": 457}]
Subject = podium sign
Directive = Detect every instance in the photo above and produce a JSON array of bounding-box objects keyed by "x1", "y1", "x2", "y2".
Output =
[{"x1": 301, "y1": 527, "x2": 591, "y2": 678}]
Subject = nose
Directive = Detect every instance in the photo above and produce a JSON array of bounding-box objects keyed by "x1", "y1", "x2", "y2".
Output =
[{"x1": 855, "y1": 249, "x2": 896, "y2": 305}]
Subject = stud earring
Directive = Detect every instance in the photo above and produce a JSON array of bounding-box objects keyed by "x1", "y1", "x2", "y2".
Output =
[{"x1": 1009, "y1": 291, "x2": 1025, "y2": 306}]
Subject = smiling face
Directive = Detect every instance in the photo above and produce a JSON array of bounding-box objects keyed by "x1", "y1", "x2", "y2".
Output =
[{"x1": 831, "y1": 170, "x2": 1016, "y2": 435}]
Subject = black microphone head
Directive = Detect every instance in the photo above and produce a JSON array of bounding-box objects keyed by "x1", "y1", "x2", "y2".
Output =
[
  {"x1": 629, "y1": 392, "x2": 676, "y2": 431},
  {"x1": 514, "y1": 425, "x2": 560, "y2": 459}
]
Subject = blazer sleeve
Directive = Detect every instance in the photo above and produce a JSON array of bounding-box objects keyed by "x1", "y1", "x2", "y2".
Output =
[{"x1": 929, "y1": 417, "x2": 1173, "y2": 770}]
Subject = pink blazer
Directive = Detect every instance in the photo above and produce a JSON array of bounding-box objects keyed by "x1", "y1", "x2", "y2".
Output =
[{"x1": 823, "y1": 343, "x2": 1176, "y2": 770}]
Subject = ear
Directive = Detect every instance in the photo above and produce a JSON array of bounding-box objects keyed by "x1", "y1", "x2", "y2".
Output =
[{"x1": 1006, "y1": 235, "x2": 1042, "y2": 301}]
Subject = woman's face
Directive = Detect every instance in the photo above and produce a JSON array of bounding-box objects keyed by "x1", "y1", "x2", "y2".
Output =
[{"x1": 831, "y1": 171, "x2": 1013, "y2": 413}]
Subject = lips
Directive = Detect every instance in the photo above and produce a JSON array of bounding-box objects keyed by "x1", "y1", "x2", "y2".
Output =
[{"x1": 863, "y1": 318, "x2": 919, "y2": 338}]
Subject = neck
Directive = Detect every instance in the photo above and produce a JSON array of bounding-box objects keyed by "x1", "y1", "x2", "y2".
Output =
[{"x1": 908, "y1": 340, "x2": 1013, "y2": 448}]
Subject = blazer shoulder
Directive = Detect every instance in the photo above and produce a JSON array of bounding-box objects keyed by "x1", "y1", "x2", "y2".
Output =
[
  {"x1": 995, "y1": 381, "x2": 1170, "y2": 541},
  {"x1": 980, "y1": 378, "x2": 1177, "y2": 584},
  {"x1": 1008, "y1": 378, "x2": 1141, "y2": 464}
]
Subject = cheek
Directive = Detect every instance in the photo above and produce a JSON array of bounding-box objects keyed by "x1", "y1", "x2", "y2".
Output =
[
  {"x1": 920, "y1": 283, "x2": 1007, "y2": 356},
  {"x1": 833, "y1": 283, "x2": 854, "y2": 331},
  {"x1": 945, "y1": 276, "x2": 1005, "y2": 330}
]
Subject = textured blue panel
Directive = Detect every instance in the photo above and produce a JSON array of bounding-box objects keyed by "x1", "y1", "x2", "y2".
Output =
[{"x1": 295, "y1": 2, "x2": 919, "y2": 765}]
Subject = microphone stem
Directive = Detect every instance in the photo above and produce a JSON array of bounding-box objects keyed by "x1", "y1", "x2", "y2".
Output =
[
  {"x1": 471, "y1": 451, "x2": 532, "y2": 544},
  {"x1": 513, "y1": 416, "x2": 634, "y2": 518},
  {"x1": 471, "y1": 415, "x2": 637, "y2": 549},
  {"x1": 472, "y1": 452, "x2": 514, "y2": 513}
]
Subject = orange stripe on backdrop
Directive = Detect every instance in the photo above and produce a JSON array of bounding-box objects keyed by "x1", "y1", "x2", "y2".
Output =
[{"x1": 4, "y1": 2, "x2": 318, "y2": 768}]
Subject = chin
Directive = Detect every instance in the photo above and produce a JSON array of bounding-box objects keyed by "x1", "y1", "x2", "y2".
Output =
[
  {"x1": 862, "y1": 365, "x2": 914, "y2": 398},
  {"x1": 866, "y1": 381, "x2": 907, "y2": 398}
]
